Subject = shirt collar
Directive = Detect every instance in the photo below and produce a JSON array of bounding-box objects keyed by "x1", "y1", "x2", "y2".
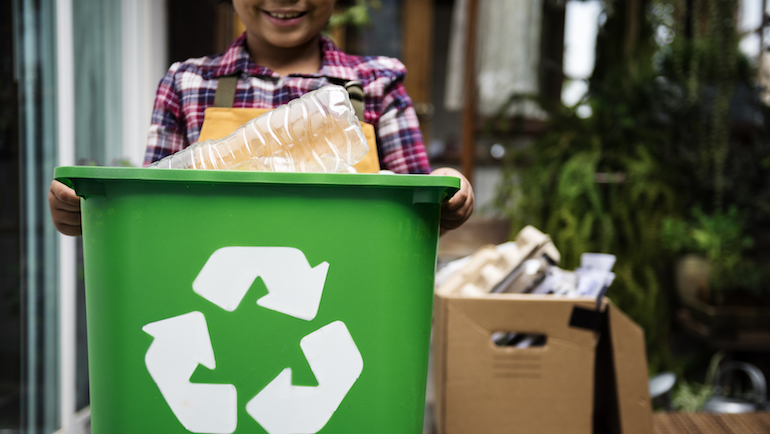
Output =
[
  {"x1": 317, "y1": 35, "x2": 358, "y2": 81},
  {"x1": 210, "y1": 33, "x2": 267, "y2": 78},
  {"x1": 209, "y1": 32, "x2": 358, "y2": 81}
]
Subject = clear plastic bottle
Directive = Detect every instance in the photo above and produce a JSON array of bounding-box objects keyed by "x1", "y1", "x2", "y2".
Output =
[{"x1": 148, "y1": 85, "x2": 369, "y2": 173}]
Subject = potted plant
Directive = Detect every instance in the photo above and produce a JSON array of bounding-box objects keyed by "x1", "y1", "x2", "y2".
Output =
[{"x1": 662, "y1": 207, "x2": 769, "y2": 334}]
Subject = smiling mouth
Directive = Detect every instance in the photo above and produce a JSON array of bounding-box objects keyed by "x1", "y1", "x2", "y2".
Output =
[{"x1": 265, "y1": 11, "x2": 306, "y2": 19}]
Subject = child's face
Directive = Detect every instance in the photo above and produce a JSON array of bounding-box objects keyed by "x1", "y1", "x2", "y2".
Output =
[{"x1": 234, "y1": 0, "x2": 336, "y2": 51}]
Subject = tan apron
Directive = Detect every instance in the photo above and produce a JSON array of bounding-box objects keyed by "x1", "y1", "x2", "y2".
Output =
[{"x1": 197, "y1": 76, "x2": 380, "y2": 173}]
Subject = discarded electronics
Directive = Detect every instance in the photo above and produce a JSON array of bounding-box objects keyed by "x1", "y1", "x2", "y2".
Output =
[{"x1": 433, "y1": 226, "x2": 653, "y2": 434}]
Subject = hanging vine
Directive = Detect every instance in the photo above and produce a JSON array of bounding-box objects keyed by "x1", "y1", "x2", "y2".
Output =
[{"x1": 668, "y1": 0, "x2": 741, "y2": 212}]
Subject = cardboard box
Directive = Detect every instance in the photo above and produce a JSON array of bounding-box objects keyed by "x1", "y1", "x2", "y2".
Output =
[{"x1": 432, "y1": 292, "x2": 652, "y2": 434}]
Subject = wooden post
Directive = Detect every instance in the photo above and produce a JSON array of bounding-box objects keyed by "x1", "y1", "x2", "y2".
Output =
[
  {"x1": 461, "y1": 0, "x2": 479, "y2": 181},
  {"x1": 402, "y1": 0, "x2": 436, "y2": 142}
]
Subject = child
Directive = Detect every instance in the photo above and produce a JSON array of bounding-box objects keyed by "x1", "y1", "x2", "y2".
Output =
[{"x1": 49, "y1": 0, "x2": 473, "y2": 236}]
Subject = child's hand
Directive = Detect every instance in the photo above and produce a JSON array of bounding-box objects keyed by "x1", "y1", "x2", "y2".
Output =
[
  {"x1": 430, "y1": 167, "x2": 474, "y2": 235},
  {"x1": 49, "y1": 180, "x2": 82, "y2": 236}
]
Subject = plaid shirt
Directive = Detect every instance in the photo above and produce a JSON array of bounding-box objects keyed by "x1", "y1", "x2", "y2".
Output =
[{"x1": 143, "y1": 33, "x2": 431, "y2": 174}]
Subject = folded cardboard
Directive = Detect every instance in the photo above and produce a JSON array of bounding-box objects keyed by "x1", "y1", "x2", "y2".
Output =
[
  {"x1": 432, "y1": 292, "x2": 652, "y2": 434},
  {"x1": 440, "y1": 226, "x2": 561, "y2": 297}
]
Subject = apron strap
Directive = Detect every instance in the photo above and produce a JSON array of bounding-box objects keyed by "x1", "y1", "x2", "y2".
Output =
[
  {"x1": 213, "y1": 75, "x2": 239, "y2": 108},
  {"x1": 213, "y1": 75, "x2": 365, "y2": 122},
  {"x1": 343, "y1": 81, "x2": 366, "y2": 123}
]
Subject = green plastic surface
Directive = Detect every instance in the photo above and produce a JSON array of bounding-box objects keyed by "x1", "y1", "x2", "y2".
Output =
[{"x1": 55, "y1": 166, "x2": 459, "y2": 434}]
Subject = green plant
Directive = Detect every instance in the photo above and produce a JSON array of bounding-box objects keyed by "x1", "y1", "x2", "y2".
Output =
[
  {"x1": 112, "y1": 158, "x2": 135, "y2": 167},
  {"x1": 654, "y1": 0, "x2": 770, "y2": 226},
  {"x1": 672, "y1": 381, "x2": 714, "y2": 413},
  {"x1": 657, "y1": 0, "x2": 749, "y2": 211},
  {"x1": 493, "y1": 0, "x2": 679, "y2": 372},
  {"x1": 662, "y1": 207, "x2": 752, "y2": 261},
  {"x1": 662, "y1": 207, "x2": 765, "y2": 302},
  {"x1": 494, "y1": 98, "x2": 677, "y2": 372},
  {"x1": 653, "y1": 0, "x2": 770, "y2": 305},
  {"x1": 326, "y1": 0, "x2": 381, "y2": 30},
  {"x1": 493, "y1": 0, "x2": 770, "y2": 372}
]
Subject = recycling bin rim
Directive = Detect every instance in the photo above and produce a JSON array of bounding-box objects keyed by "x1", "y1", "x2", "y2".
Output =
[{"x1": 54, "y1": 166, "x2": 460, "y2": 197}]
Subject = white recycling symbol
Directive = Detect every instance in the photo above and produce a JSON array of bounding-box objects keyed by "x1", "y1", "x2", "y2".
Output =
[{"x1": 142, "y1": 246, "x2": 364, "y2": 434}]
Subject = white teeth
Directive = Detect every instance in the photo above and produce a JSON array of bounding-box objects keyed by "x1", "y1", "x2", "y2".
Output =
[{"x1": 269, "y1": 12, "x2": 301, "y2": 19}]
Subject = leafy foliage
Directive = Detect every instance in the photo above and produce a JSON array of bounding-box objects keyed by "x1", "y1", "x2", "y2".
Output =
[
  {"x1": 326, "y1": 0, "x2": 381, "y2": 30},
  {"x1": 655, "y1": 0, "x2": 770, "y2": 223},
  {"x1": 662, "y1": 208, "x2": 765, "y2": 302},
  {"x1": 492, "y1": 0, "x2": 770, "y2": 371},
  {"x1": 662, "y1": 208, "x2": 753, "y2": 262},
  {"x1": 672, "y1": 381, "x2": 714, "y2": 413},
  {"x1": 494, "y1": 92, "x2": 677, "y2": 371},
  {"x1": 493, "y1": 0, "x2": 681, "y2": 371},
  {"x1": 654, "y1": 0, "x2": 770, "y2": 304}
]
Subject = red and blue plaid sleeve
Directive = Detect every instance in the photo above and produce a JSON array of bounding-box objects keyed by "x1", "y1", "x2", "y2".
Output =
[
  {"x1": 377, "y1": 81, "x2": 432, "y2": 174},
  {"x1": 143, "y1": 63, "x2": 187, "y2": 166}
]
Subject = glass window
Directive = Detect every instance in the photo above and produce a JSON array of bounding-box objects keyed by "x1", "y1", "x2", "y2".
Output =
[
  {"x1": 73, "y1": 0, "x2": 123, "y2": 166},
  {"x1": 13, "y1": 0, "x2": 61, "y2": 431},
  {"x1": 12, "y1": 0, "x2": 165, "y2": 432}
]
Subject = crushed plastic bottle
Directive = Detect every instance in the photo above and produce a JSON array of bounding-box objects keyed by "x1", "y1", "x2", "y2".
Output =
[{"x1": 148, "y1": 85, "x2": 369, "y2": 173}]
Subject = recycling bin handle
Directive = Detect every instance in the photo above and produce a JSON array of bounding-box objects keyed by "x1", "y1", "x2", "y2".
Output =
[
  {"x1": 412, "y1": 182, "x2": 459, "y2": 205},
  {"x1": 55, "y1": 176, "x2": 106, "y2": 198}
]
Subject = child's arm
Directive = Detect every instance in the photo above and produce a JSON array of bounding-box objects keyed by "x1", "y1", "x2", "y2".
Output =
[
  {"x1": 49, "y1": 180, "x2": 82, "y2": 236},
  {"x1": 371, "y1": 65, "x2": 473, "y2": 232},
  {"x1": 143, "y1": 63, "x2": 188, "y2": 166},
  {"x1": 431, "y1": 167, "x2": 474, "y2": 235},
  {"x1": 374, "y1": 67, "x2": 432, "y2": 174}
]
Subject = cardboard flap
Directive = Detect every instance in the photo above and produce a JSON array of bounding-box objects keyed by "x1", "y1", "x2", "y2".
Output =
[
  {"x1": 446, "y1": 294, "x2": 601, "y2": 348},
  {"x1": 608, "y1": 304, "x2": 653, "y2": 434}
]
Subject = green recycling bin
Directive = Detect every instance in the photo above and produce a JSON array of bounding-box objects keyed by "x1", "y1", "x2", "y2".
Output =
[{"x1": 55, "y1": 166, "x2": 459, "y2": 434}]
